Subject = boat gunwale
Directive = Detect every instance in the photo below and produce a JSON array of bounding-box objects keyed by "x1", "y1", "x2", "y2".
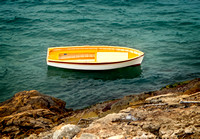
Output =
[{"x1": 48, "y1": 46, "x2": 143, "y2": 53}]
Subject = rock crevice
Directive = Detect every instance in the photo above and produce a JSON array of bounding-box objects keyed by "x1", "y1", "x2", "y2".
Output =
[{"x1": 0, "y1": 78, "x2": 200, "y2": 138}]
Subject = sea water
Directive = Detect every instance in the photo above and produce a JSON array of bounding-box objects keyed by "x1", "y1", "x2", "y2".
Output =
[{"x1": 0, "y1": 0, "x2": 200, "y2": 109}]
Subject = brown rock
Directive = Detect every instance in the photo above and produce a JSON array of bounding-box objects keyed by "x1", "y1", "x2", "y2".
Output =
[
  {"x1": 0, "y1": 90, "x2": 70, "y2": 138},
  {"x1": 0, "y1": 90, "x2": 67, "y2": 117},
  {"x1": 75, "y1": 96, "x2": 200, "y2": 138},
  {"x1": 2, "y1": 79, "x2": 200, "y2": 139}
]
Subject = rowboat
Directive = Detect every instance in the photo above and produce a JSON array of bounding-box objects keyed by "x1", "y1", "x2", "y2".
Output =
[{"x1": 47, "y1": 46, "x2": 144, "y2": 70}]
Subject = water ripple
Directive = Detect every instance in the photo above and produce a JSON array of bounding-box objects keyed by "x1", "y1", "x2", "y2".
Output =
[{"x1": 0, "y1": 0, "x2": 200, "y2": 109}]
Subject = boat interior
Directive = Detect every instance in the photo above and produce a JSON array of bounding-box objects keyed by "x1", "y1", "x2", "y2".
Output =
[{"x1": 47, "y1": 46, "x2": 143, "y2": 63}]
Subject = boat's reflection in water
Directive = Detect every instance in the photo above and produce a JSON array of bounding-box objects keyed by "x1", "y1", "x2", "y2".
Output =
[{"x1": 47, "y1": 65, "x2": 142, "y2": 80}]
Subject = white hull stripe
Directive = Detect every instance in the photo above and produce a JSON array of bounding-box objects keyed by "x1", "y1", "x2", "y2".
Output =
[{"x1": 47, "y1": 56, "x2": 144, "y2": 70}]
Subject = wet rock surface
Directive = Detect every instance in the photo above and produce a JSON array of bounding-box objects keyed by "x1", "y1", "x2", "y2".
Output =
[{"x1": 1, "y1": 78, "x2": 200, "y2": 138}]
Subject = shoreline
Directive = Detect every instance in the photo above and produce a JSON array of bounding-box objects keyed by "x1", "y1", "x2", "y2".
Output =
[{"x1": 0, "y1": 78, "x2": 200, "y2": 138}]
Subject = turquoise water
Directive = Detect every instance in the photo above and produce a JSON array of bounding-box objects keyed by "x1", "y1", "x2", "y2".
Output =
[{"x1": 0, "y1": 0, "x2": 200, "y2": 109}]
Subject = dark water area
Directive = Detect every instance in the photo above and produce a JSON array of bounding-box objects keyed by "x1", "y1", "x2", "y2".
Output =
[{"x1": 0, "y1": 0, "x2": 200, "y2": 109}]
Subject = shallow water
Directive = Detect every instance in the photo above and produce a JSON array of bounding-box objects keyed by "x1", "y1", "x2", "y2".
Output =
[{"x1": 0, "y1": 0, "x2": 200, "y2": 109}]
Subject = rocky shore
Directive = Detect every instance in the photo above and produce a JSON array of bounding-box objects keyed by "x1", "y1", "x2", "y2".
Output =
[{"x1": 0, "y1": 78, "x2": 200, "y2": 139}]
